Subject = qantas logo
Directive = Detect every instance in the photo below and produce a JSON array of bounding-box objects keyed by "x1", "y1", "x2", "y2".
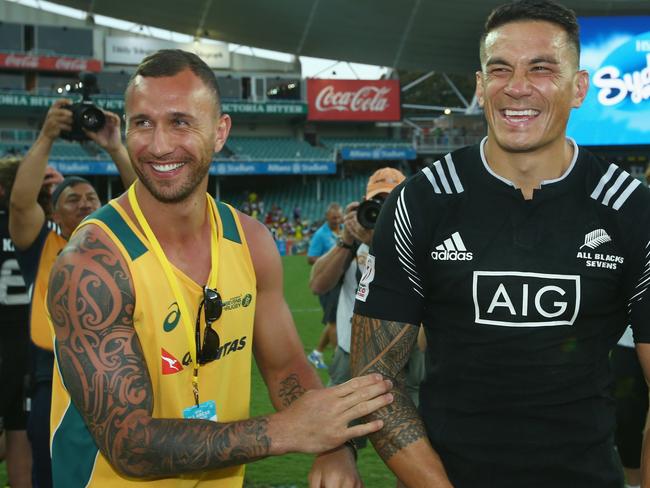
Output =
[
  {"x1": 161, "y1": 348, "x2": 183, "y2": 375},
  {"x1": 431, "y1": 232, "x2": 473, "y2": 261},
  {"x1": 181, "y1": 336, "x2": 249, "y2": 366}
]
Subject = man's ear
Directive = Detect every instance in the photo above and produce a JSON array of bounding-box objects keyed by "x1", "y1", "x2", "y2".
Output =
[
  {"x1": 213, "y1": 114, "x2": 232, "y2": 154},
  {"x1": 475, "y1": 71, "x2": 485, "y2": 108},
  {"x1": 571, "y1": 70, "x2": 590, "y2": 109}
]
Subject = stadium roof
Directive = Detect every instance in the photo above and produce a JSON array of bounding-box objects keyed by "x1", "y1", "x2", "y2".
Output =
[{"x1": 47, "y1": 0, "x2": 648, "y2": 74}]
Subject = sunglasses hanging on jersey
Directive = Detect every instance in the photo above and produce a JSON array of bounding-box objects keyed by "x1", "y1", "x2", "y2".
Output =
[{"x1": 195, "y1": 287, "x2": 223, "y2": 365}]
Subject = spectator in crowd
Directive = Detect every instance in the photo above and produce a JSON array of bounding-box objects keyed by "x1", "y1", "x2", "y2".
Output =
[
  {"x1": 610, "y1": 165, "x2": 650, "y2": 488},
  {"x1": 350, "y1": 1, "x2": 650, "y2": 486},
  {"x1": 9, "y1": 98, "x2": 136, "y2": 488},
  {"x1": 309, "y1": 167, "x2": 427, "y2": 407},
  {"x1": 0, "y1": 157, "x2": 54, "y2": 488},
  {"x1": 46, "y1": 49, "x2": 392, "y2": 488},
  {"x1": 612, "y1": 324, "x2": 645, "y2": 488},
  {"x1": 309, "y1": 168, "x2": 406, "y2": 389},
  {"x1": 306, "y1": 203, "x2": 342, "y2": 369}
]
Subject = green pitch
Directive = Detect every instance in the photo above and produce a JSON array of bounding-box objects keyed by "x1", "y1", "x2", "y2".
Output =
[
  {"x1": 0, "y1": 256, "x2": 396, "y2": 488},
  {"x1": 243, "y1": 256, "x2": 395, "y2": 487}
]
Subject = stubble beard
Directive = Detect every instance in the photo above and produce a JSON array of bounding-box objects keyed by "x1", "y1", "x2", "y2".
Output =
[{"x1": 134, "y1": 158, "x2": 210, "y2": 204}]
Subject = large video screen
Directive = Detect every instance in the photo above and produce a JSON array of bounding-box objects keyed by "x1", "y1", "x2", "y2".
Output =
[{"x1": 567, "y1": 16, "x2": 650, "y2": 146}]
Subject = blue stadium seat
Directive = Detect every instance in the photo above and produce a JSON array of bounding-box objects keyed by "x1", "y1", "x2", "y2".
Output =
[{"x1": 221, "y1": 137, "x2": 333, "y2": 160}]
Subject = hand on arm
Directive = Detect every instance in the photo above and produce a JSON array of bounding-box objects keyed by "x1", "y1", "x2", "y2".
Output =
[
  {"x1": 241, "y1": 214, "x2": 392, "y2": 486},
  {"x1": 84, "y1": 109, "x2": 137, "y2": 188},
  {"x1": 351, "y1": 313, "x2": 452, "y2": 487},
  {"x1": 48, "y1": 224, "x2": 287, "y2": 478},
  {"x1": 9, "y1": 98, "x2": 72, "y2": 249}
]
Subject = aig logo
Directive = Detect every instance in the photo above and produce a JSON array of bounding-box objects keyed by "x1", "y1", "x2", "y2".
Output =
[{"x1": 472, "y1": 271, "x2": 580, "y2": 327}]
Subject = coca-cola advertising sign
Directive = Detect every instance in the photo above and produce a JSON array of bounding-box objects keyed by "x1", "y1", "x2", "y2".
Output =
[
  {"x1": 0, "y1": 54, "x2": 102, "y2": 72},
  {"x1": 307, "y1": 79, "x2": 401, "y2": 121}
]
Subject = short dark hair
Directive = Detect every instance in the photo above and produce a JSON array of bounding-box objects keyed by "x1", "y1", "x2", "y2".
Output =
[
  {"x1": 51, "y1": 176, "x2": 93, "y2": 209},
  {"x1": 0, "y1": 157, "x2": 53, "y2": 215},
  {"x1": 480, "y1": 0, "x2": 581, "y2": 66},
  {"x1": 0, "y1": 157, "x2": 20, "y2": 206},
  {"x1": 127, "y1": 49, "x2": 222, "y2": 111}
]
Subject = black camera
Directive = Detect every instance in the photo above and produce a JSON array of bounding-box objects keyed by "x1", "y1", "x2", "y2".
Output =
[
  {"x1": 357, "y1": 197, "x2": 384, "y2": 229},
  {"x1": 60, "y1": 73, "x2": 105, "y2": 142},
  {"x1": 60, "y1": 101, "x2": 105, "y2": 141}
]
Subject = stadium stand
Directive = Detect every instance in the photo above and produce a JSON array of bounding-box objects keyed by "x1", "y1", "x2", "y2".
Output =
[
  {"x1": 222, "y1": 137, "x2": 333, "y2": 161},
  {"x1": 0, "y1": 7, "x2": 469, "y2": 256},
  {"x1": 320, "y1": 137, "x2": 413, "y2": 150},
  {"x1": 222, "y1": 173, "x2": 372, "y2": 224}
]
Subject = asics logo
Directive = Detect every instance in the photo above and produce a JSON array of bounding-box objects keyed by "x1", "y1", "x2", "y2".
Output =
[
  {"x1": 431, "y1": 232, "x2": 473, "y2": 261},
  {"x1": 163, "y1": 302, "x2": 181, "y2": 332}
]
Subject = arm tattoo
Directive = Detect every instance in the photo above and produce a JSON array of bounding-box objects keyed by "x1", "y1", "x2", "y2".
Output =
[
  {"x1": 350, "y1": 314, "x2": 426, "y2": 460},
  {"x1": 278, "y1": 373, "x2": 307, "y2": 408},
  {"x1": 49, "y1": 226, "x2": 272, "y2": 478}
]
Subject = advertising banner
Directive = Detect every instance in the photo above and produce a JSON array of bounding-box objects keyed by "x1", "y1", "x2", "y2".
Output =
[
  {"x1": 0, "y1": 94, "x2": 305, "y2": 116},
  {"x1": 105, "y1": 36, "x2": 230, "y2": 69},
  {"x1": 222, "y1": 102, "x2": 307, "y2": 115},
  {"x1": 0, "y1": 53, "x2": 101, "y2": 72},
  {"x1": 49, "y1": 160, "x2": 335, "y2": 176},
  {"x1": 568, "y1": 16, "x2": 650, "y2": 145},
  {"x1": 210, "y1": 161, "x2": 335, "y2": 175},
  {"x1": 307, "y1": 79, "x2": 401, "y2": 121},
  {"x1": 340, "y1": 146, "x2": 416, "y2": 160}
]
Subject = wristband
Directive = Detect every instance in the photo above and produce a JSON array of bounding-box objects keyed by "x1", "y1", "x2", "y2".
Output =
[
  {"x1": 336, "y1": 237, "x2": 355, "y2": 250},
  {"x1": 343, "y1": 439, "x2": 358, "y2": 461}
]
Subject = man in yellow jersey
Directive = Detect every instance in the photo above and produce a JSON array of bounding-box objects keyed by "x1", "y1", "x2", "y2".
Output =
[
  {"x1": 47, "y1": 49, "x2": 393, "y2": 488},
  {"x1": 9, "y1": 98, "x2": 136, "y2": 488}
]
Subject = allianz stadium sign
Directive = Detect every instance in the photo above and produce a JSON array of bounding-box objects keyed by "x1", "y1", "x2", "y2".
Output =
[{"x1": 48, "y1": 160, "x2": 335, "y2": 176}]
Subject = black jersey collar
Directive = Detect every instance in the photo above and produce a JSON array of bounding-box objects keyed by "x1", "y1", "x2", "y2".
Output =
[{"x1": 479, "y1": 137, "x2": 581, "y2": 199}]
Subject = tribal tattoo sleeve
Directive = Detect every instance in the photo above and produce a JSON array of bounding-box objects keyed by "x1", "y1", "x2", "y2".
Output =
[
  {"x1": 48, "y1": 225, "x2": 272, "y2": 478},
  {"x1": 350, "y1": 314, "x2": 427, "y2": 460}
]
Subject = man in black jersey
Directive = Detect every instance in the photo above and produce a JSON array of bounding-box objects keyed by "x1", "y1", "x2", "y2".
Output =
[
  {"x1": 350, "y1": 1, "x2": 650, "y2": 487},
  {"x1": 0, "y1": 157, "x2": 45, "y2": 488}
]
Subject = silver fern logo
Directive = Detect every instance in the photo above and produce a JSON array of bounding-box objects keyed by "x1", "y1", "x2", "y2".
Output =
[
  {"x1": 576, "y1": 229, "x2": 623, "y2": 270},
  {"x1": 580, "y1": 229, "x2": 612, "y2": 250}
]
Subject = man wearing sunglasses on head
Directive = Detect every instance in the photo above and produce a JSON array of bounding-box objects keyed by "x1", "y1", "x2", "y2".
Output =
[{"x1": 46, "y1": 49, "x2": 394, "y2": 488}]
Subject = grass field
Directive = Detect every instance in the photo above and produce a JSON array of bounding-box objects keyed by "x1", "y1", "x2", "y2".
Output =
[{"x1": 0, "y1": 255, "x2": 395, "y2": 488}]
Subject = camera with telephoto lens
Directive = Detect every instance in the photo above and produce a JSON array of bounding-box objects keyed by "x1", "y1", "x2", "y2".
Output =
[
  {"x1": 356, "y1": 197, "x2": 384, "y2": 230},
  {"x1": 60, "y1": 74, "x2": 105, "y2": 142}
]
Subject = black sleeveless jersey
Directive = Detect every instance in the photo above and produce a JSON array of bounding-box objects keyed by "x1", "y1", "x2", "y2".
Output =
[
  {"x1": 0, "y1": 208, "x2": 29, "y2": 328},
  {"x1": 355, "y1": 139, "x2": 650, "y2": 488}
]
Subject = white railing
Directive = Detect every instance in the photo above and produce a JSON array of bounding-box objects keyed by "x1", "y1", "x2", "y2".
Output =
[{"x1": 415, "y1": 134, "x2": 484, "y2": 153}]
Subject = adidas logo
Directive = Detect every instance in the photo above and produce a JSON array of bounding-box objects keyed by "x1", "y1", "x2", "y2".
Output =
[{"x1": 431, "y1": 232, "x2": 473, "y2": 261}]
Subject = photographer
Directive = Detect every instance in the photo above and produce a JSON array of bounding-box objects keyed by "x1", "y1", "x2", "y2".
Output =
[
  {"x1": 310, "y1": 168, "x2": 414, "y2": 394},
  {"x1": 9, "y1": 98, "x2": 135, "y2": 488}
]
